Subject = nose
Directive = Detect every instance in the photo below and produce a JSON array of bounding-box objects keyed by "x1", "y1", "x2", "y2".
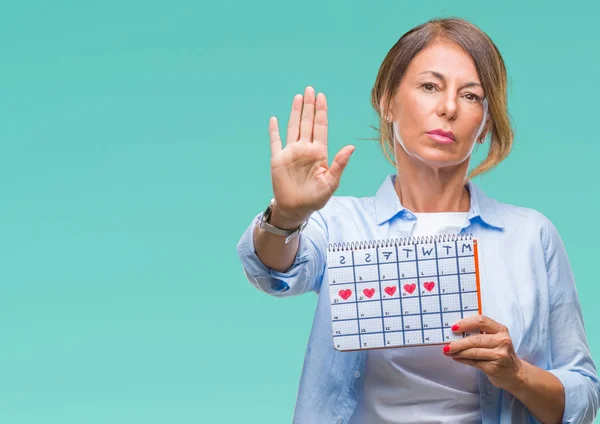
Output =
[{"x1": 436, "y1": 92, "x2": 457, "y2": 120}]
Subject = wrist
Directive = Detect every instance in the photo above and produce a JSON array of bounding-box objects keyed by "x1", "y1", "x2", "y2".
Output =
[
  {"x1": 506, "y1": 359, "x2": 530, "y2": 396},
  {"x1": 269, "y1": 204, "x2": 310, "y2": 230}
]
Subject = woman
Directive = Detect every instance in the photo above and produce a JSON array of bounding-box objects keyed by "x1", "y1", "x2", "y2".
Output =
[{"x1": 236, "y1": 18, "x2": 600, "y2": 423}]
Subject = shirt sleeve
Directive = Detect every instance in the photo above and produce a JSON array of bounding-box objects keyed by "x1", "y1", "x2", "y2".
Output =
[
  {"x1": 235, "y1": 210, "x2": 329, "y2": 297},
  {"x1": 542, "y1": 219, "x2": 600, "y2": 423}
]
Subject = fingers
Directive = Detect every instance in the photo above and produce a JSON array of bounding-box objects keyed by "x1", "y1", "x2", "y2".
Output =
[
  {"x1": 448, "y1": 347, "x2": 501, "y2": 361},
  {"x1": 451, "y1": 357, "x2": 481, "y2": 369},
  {"x1": 312, "y1": 93, "x2": 328, "y2": 146},
  {"x1": 446, "y1": 333, "x2": 500, "y2": 354},
  {"x1": 286, "y1": 94, "x2": 303, "y2": 145},
  {"x1": 445, "y1": 333, "x2": 504, "y2": 361},
  {"x1": 269, "y1": 117, "x2": 282, "y2": 156},
  {"x1": 299, "y1": 86, "x2": 316, "y2": 141},
  {"x1": 454, "y1": 314, "x2": 506, "y2": 335},
  {"x1": 328, "y1": 145, "x2": 355, "y2": 184},
  {"x1": 285, "y1": 86, "x2": 324, "y2": 145},
  {"x1": 445, "y1": 320, "x2": 514, "y2": 362}
]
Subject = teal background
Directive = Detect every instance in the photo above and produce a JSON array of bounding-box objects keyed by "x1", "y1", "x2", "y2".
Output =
[{"x1": 1, "y1": 1, "x2": 598, "y2": 422}]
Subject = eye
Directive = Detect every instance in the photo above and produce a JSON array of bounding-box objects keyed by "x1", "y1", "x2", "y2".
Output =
[
  {"x1": 421, "y1": 82, "x2": 437, "y2": 92},
  {"x1": 464, "y1": 93, "x2": 481, "y2": 102}
]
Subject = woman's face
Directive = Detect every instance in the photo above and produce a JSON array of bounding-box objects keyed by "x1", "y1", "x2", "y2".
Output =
[{"x1": 387, "y1": 39, "x2": 488, "y2": 170}]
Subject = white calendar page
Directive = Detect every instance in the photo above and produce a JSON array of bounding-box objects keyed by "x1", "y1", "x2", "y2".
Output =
[{"x1": 327, "y1": 236, "x2": 482, "y2": 352}]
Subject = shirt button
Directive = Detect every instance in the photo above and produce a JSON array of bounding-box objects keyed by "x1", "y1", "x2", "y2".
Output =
[
  {"x1": 337, "y1": 420, "x2": 343, "y2": 424},
  {"x1": 353, "y1": 370, "x2": 360, "y2": 378}
]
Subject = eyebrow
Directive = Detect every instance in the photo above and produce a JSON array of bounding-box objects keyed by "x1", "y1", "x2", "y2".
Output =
[{"x1": 419, "y1": 70, "x2": 482, "y2": 89}]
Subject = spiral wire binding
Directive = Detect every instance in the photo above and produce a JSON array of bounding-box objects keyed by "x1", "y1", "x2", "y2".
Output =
[{"x1": 328, "y1": 233, "x2": 474, "y2": 252}]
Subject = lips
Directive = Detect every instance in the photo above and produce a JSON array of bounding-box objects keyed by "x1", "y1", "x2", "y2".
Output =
[{"x1": 427, "y1": 129, "x2": 455, "y2": 140}]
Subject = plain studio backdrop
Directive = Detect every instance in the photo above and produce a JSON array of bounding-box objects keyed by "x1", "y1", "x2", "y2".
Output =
[{"x1": 1, "y1": 1, "x2": 599, "y2": 422}]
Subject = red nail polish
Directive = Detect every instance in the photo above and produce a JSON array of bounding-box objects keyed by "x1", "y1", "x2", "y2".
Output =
[
  {"x1": 443, "y1": 345, "x2": 450, "y2": 353},
  {"x1": 451, "y1": 324, "x2": 459, "y2": 331}
]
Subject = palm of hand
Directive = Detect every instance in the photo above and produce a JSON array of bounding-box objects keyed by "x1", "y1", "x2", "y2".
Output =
[
  {"x1": 268, "y1": 86, "x2": 355, "y2": 222},
  {"x1": 271, "y1": 141, "x2": 335, "y2": 214}
]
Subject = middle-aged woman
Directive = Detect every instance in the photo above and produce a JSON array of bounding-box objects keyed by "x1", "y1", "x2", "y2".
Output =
[{"x1": 236, "y1": 17, "x2": 600, "y2": 424}]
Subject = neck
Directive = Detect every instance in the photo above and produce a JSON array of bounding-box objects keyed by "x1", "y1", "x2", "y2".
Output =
[{"x1": 394, "y1": 152, "x2": 471, "y2": 213}]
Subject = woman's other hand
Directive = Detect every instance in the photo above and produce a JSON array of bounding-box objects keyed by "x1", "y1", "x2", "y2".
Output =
[{"x1": 444, "y1": 315, "x2": 525, "y2": 392}]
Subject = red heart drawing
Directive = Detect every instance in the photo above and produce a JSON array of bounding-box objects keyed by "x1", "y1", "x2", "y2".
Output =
[
  {"x1": 384, "y1": 286, "x2": 397, "y2": 296},
  {"x1": 424, "y1": 281, "x2": 435, "y2": 292},
  {"x1": 403, "y1": 283, "x2": 416, "y2": 294},
  {"x1": 363, "y1": 288, "x2": 375, "y2": 298},
  {"x1": 339, "y1": 289, "x2": 352, "y2": 300}
]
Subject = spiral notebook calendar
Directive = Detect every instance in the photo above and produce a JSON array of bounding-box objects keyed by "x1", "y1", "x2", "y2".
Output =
[{"x1": 327, "y1": 234, "x2": 482, "y2": 352}]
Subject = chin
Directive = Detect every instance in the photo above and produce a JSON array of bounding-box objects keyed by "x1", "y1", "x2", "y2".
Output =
[{"x1": 412, "y1": 148, "x2": 469, "y2": 168}]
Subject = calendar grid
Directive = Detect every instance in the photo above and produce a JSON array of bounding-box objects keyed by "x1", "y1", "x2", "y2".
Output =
[
  {"x1": 395, "y1": 244, "x2": 406, "y2": 345},
  {"x1": 434, "y1": 242, "x2": 444, "y2": 342},
  {"x1": 328, "y1": 236, "x2": 481, "y2": 351},
  {"x1": 328, "y1": 257, "x2": 451, "y2": 268},
  {"x1": 351, "y1": 250, "x2": 362, "y2": 348},
  {"x1": 326, "y1": 269, "x2": 471, "y2": 279},
  {"x1": 454, "y1": 239, "x2": 464, "y2": 319},
  {"x1": 331, "y1": 307, "x2": 476, "y2": 322},
  {"x1": 332, "y1": 290, "x2": 476, "y2": 307},
  {"x1": 413, "y1": 248, "x2": 426, "y2": 345},
  {"x1": 375, "y1": 247, "x2": 387, "y2": 346}
]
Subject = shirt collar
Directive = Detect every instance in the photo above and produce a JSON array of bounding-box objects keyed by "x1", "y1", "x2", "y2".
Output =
[{"x1": 374, "y1": 174, "x2": 504, "y2": 229}]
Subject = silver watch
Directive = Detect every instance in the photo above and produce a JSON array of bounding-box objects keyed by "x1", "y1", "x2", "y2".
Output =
[{"x1": 258, "y1": 198, "x2": 308, "y2": 244}]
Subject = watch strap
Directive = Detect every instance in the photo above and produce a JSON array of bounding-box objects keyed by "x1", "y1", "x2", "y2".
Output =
[{"x1": 259, "y1": 198, "x2": 308, "y2": 243}]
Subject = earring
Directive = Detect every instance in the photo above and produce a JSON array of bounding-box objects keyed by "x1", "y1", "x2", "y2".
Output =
[{"x1": 385, "y1": 115, "x2": 391, "y2": 122}]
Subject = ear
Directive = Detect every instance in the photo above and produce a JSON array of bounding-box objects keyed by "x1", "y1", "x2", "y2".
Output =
[{"x1": 379, "y1": 96, "x2": 393, "y2": 122}]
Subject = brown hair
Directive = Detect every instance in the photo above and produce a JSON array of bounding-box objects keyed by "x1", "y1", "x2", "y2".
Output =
[{"x1": 370, "y1": 17, "x2": 514, "y2": 180}]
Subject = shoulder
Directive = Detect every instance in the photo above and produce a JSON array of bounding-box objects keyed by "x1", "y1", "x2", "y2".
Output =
[
  {"x1": 310, "y1": 193, "x2": 377, "y2": 236},
  {"x1": 489, "y1": 197, "x2": 563, "y2": 255},
  {"x1": 472, "y1": 180, "x2": 554, "y2": 232},
  {"x1": 496, "y1": 199, "x2": 553, "y2": 226}
]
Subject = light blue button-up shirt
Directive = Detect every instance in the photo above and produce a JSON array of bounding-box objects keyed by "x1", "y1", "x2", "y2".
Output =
[{"x1": 236, "y1": 174, "x2": 600, "y2": 423}]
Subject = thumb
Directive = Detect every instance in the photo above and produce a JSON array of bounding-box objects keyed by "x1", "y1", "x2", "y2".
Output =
[{"x1": 328, "y1": 145, "x2": 355, "y2": 184}]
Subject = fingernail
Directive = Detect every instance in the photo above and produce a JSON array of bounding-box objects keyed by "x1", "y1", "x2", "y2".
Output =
[
  {"x1": 443, "y1": 345, "x2": 450, "y2": 353},
  {"x1": 451, "y1": 324, "x2": 459, "y2": 331}
]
